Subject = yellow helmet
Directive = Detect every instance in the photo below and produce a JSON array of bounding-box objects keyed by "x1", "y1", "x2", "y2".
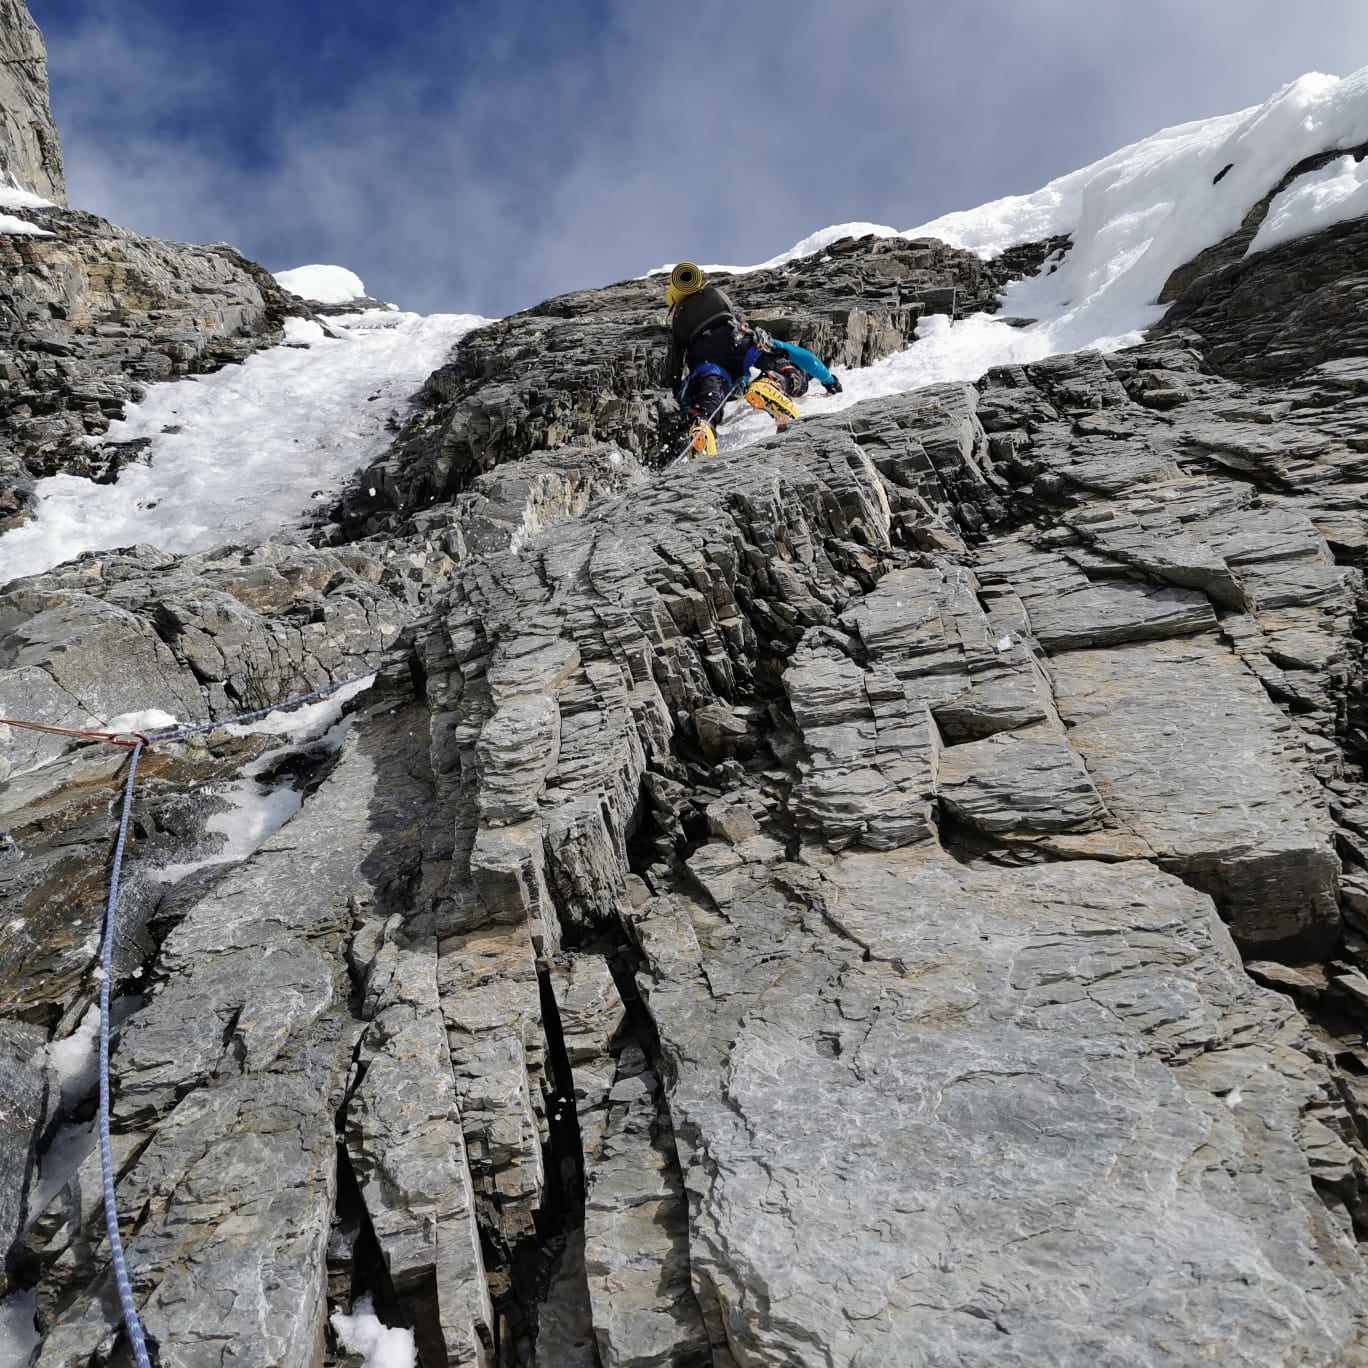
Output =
[{"x1": 665, "y1": 261, "x2": 705, "y2": 311}]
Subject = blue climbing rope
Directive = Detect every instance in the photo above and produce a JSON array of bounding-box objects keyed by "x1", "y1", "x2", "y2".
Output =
[
  {"x1": 98, "y1": 737, "x2": 153, "y2": 1368},
  {"x1": 92, "y1": 668, "x2": 375, "y2": 1364}
]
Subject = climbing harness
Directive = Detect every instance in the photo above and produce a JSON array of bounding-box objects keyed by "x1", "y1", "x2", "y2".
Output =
[{"x1": 23, "y1": 669, "x2": 376, "y2": 1365}]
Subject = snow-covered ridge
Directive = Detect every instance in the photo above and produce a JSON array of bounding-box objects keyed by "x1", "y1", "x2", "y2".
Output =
[{"x1": 745, "y1": 66, "x2": 1368, "y2": 352}]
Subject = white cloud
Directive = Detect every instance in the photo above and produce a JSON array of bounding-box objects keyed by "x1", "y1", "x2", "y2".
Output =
[{"x1": 34, "y1": 0, "x2": 1368, "y2": 315}]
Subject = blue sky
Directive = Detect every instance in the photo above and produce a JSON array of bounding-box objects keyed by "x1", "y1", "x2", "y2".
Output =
[{"x1": 27, "y1": 1, "x2": 1368, "y2": 317}]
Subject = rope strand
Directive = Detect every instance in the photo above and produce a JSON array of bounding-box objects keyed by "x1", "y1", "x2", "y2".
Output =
[
  {"x1": 98, "y1": 739, "x2": 153, "y2": 1368},
  {"x1": 83, "y1": 667, "x2": 375, "y2": 1365},
  {"x1": 0, "y1": 718, "x2": 147, "y2": 748},
  {"x1": 148, "y1": 671, "x2": 376, "y2": 742}
]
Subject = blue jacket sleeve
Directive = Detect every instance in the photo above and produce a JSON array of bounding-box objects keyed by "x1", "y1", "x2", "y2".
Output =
[{"x1": 773, "y1": 339, "x2": 835, "y2": 388}]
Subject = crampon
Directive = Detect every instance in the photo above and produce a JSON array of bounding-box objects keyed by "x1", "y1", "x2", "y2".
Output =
[
  {"x1": 686, "y1": 419, "x2": 717, "y2": 458},
  {"x1": 743, "y1": 376, "x2": 800, "y2": 425}
]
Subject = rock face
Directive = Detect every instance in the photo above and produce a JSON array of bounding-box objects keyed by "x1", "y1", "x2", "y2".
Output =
[
  {"x1": 0, "y1": 202, "x2": 307, "y2": 533},
  {"x1": 335, "y1": 233, "x2": 1067, "y2": 536},
  {"x1": 0, "y1": 0, "x2": 62, "y2": 201},
  {"x1": 1156, "y1": 215, "x2": 1368, "y2": 383},
  {"x1": 3, "y1": 26, "x2": 1368, "y2": 1365}
]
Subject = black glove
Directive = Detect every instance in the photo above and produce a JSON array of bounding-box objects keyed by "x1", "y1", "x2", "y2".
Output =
[{"x1": 823, "y1": 374, "x2": 843, "y2": 394}]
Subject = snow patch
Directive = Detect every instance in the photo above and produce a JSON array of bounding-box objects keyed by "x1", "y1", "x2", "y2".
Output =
[
  {"x1": 220, "y1": 673, "x2": 374, "y2": 739},
  {"x1": 0, "y1": 213, "x2": 52, "y2": 237},
  {"x1": 282, "y1": 317, "x2": 329, "y2": 347},
  {"x1": 0, "y1": 310, "x2": 487, "y2": 583},
  {"x1": 102, "y1": 707, "x2": 180, "y2": 734},
  {"x1": 648, "y1": 221, "x2": 899, "y2": 278},
  {"x1": 330, "y1": 1297, "x2": 416, "y2": 1368},
  {"x1": 0, "y1": 183, "x2": 55, "y2": 237},
  {"x1": 30, "y1": 1120, "x2": 97, "y2": 1220},
  {"x1": 0, "y1": 1292, "x2": 38, "y2": 1368},
  {"x1": 154, "y1": 781, "x2": 304, "y2": 884},
  {"x1": 153, "y1": 678, "x2": 369, "y2": 883},
  {"x1": 45, "y1": 1006, "x2": 100, "y2": 1109},
  {"x1": 1249, "y1": 153, "x2": 1368, "y2": 254},
  {"x1": 274, "y1": 264, "x2": 368, "y2": 304},
  {"x1": 0, "y1": 184, "x2": 55, "y2": 211}
]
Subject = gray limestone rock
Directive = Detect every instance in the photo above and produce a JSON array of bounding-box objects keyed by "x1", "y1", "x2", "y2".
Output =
[
  {"x1": 0, "y1": 1019, "x2": 44, "y2": 1292},
  {"x1": 581, "y1": 1046, "x2": 710, "y2": 1368},
  {"x1": 783, "y1": 643, "x2": 939, "y2": 851},
  {"x1": 936, "y1": 721, "x2": 1106, "y2": 833},
  {"x1": 1049, "y1": 638, "x2": 1341, "y2": 956},
  {"x1": 636, "y1": 851, "x2": 1368, "y2": 1367},
  {"x1": 0, "y1": 0, "x2": 63, "y2": 200},
  {"x1": 347, "y1": 944, "x2": 493, "y2": 1366},
  {"x1": 27, "y1": 711, "x2": 413, "y2": 1367},
  {"x1": 1155, "y1": 154, "x2": 1368, "y2": 383}
]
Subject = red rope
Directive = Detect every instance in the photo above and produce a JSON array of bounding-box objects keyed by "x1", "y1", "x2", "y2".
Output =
[{"x1": 0, "y1": 717, "x2": 150, "y2": 749}]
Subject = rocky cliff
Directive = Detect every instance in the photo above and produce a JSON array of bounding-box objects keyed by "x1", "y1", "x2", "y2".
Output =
[
  {"x1": 4, "y1": 13, "x2": 1368, "y2": 1368},
  {"x1": 0, "y1": 0, "x2": 62, "y2": 202},
  {"x1": 0, "y1": 194, "x2": 305, "y2": 532}
]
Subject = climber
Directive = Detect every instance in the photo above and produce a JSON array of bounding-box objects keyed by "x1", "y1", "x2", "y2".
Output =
[{"x1": 664, "y1": 262, "x2": 810, "y2": 458}]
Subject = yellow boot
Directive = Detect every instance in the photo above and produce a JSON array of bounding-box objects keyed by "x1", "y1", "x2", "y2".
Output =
[
  {"x1": 687, "y1": 419, "x2": 717, "y2": 458},
  {"x1": 743, "y1": 377, "x2": 800, "y2": 426}
]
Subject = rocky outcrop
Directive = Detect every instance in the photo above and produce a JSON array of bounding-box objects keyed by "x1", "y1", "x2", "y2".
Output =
[
  {"x1": 1156, "y1": 140, "x2": 1368, "y2": 309},
  {"x1": 1155, "y1": 215, "x2": 1368, "y2": 383},
  {"x1": 0, "y1": 203, "x2": 307, "y2": 533},
  {"x1": 368, "y1": 323, "x2": 1368, "y2": 1361},
  {"x1": 0, "y1": 0, "x2": 62, "y2": 201},
  {"x1": 336, "y1": 234, "x2": 1068, "y2": 536}
]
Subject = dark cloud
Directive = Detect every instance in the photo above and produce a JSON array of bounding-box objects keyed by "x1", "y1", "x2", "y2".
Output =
[{"x1": 30, "y1": 0, "x2": 1368, "y2": 315}]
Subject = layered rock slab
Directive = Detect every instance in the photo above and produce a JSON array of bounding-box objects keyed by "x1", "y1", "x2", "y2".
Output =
[
  {"x1": 396, "y1": 381, "x2": 1368, "y2": 1361},
  {"x1": 632, "y1": 847, "x2": 1368, "y2": 1367},
  {"x1": 26, "y1": 721, "x2": 376, "y2": 1366},
  {"x1": 20, "y1": 694, "x2": 499, "y2": 1368},
  {"x1": 1049, "y1": 637, "x2": 1341, "y2": 955}
]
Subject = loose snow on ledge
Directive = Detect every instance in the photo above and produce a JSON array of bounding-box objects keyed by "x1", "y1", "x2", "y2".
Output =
[
  {"x1": 0, "y1": 213, "x2": 52, "y2": 237},
  {"x1": 330, "y1": 1297, "x2": 416, "y2": 1368},
  {"x1": 0, "y1": 184, "x2": 56, "y2": 237},
  {"x1": 1249, "y1": 153, "x2": 1368, "y2": 253},
  {"x1": 274, "y1": 263, "x2": 370, "y2": 304}
]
